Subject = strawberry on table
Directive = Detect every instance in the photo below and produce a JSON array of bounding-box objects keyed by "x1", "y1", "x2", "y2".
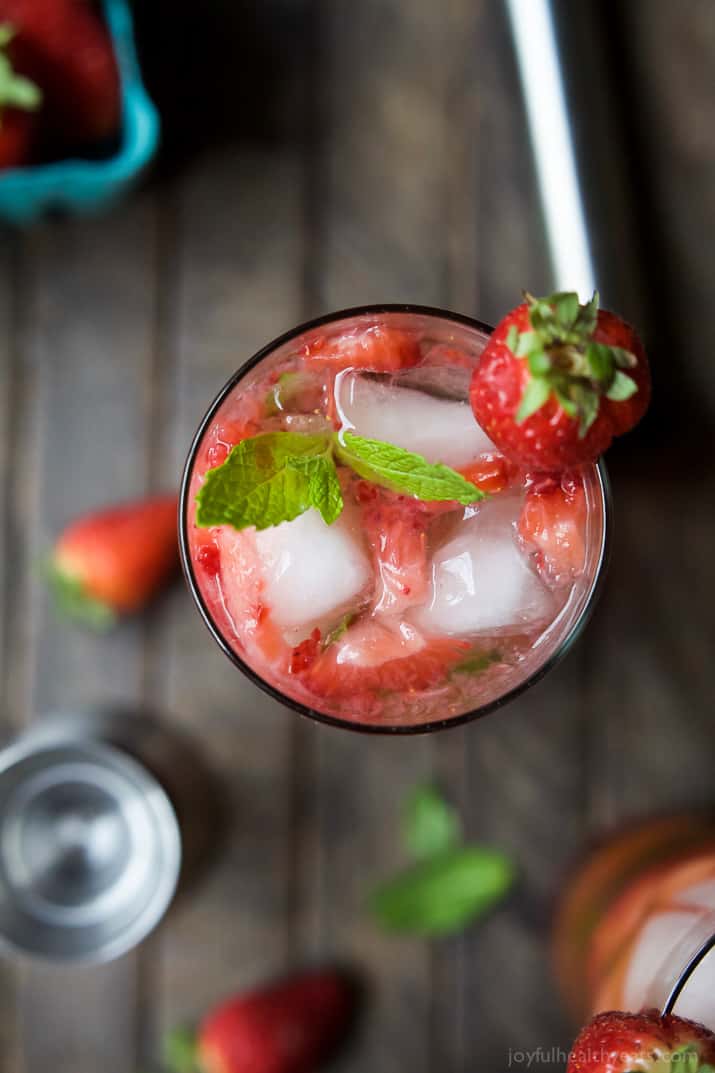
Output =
[
  {"x1": 568, "y1": 1010, "x2": 715, "y2": 1073},
  {"x1": 470, "y1": 291, "x2": 651, "y2": 471},
  {"x1": 303, "y1": 324, "x2": 421, "y2": 372},
  {"x1": 0, "y1": 22, "x2": 41, "y2": 168},
  {"x1": 165, "y1": 969, "x2": 356, "y2": 1073},
  {"x1": 48, "y1": 494, "x2": 179, "y2": 627},
  {"x1": 0, "y1": 0, "x2": 121, "y2": 144}
]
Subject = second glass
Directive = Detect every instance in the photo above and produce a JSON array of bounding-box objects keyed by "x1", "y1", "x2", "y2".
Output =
[{"x1": 180, "y1": 305, "x2": 610, "y2": 733}]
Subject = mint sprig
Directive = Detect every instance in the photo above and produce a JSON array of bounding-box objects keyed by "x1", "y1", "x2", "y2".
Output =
[
  {"x1": 509, "y1": 290, "x2": 639, "y2": 437},
  {"x1": 369, "y1": 785, "x2": 515, "y2": 936},
  {"x1": 196, "y1": 430, "x2": 485, "y2": 532}
]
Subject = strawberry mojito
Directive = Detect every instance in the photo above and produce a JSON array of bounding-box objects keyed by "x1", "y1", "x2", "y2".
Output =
[
  {"x1": 181, "y1": 296, "x2": 648, "y2": 730},
  {"x1": 554, "y1": 815, "x2": 715, "y2": 1031}
]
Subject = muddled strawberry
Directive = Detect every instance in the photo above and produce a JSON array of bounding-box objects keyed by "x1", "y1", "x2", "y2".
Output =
[
  {"x1": 303, "y1": 325, "x2": 421, "y2": 372},
  {"x1": 518, "y1": 475, "x2": 587, "y2": 584},
  {"x1": 305, "y1": 619, "x2": 468, "y2": 698},
  {"x1": 360, "y1": 492, "x2": 429, "y2": 615}
]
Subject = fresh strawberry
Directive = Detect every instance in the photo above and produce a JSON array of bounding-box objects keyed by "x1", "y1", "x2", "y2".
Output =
[
  {"x1": 305, "y1": 619, "x2": 468, "y2": 698},
  {"x1": 0, "y1": 22, "x2": 41, "y2": 167},
  {"x1": 49, "y1": 494, "x2": 178, "y2": 626},
  {"x1": 360, "y1": 490, "x2": 429, "y2": 615},
  {"x1": 165, "y1": 969, "x2": 356, "y2": 1073},
  {"x1": 470, "y1": 291, "x2": 651, "y2": 471},
  {"x1": 518, "y1": 473, "x2": 587, "y2": 583},
  {"x1": 0, "y1": 0, "x2": 121, "y2": 144},
  {"x1": 0, "y1": 104, "x2": 35, "y2": 166},
  {"x1": 303, "y1": 324, "x2": 421, "y2": 372},
  {"x1": 568, "y1": 1010, "x2": 715, "y2": 1073}
]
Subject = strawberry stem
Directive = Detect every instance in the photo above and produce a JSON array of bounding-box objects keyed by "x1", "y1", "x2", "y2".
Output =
[
  {"x1": 45, "y1": 561, "x2": 116, "y2": 631},
  {"x1": 511, "y1": 290, "x2": 638, "y2": 437},
  {"x1": 163, "y1": 1028, "x2": 201, "y2": 1073},
  {"x1": 0, "y1": 24, "x2": 42, "y2": 124}
]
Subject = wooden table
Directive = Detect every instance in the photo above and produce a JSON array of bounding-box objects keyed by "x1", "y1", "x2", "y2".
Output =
[{"x1": 1, "y1": 2, "x2": 713, "y2": 1071}]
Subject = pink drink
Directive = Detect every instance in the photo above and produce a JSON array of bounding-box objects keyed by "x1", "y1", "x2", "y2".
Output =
[
  {"x1": 554, "y1": 816, "x2": 715, "y2": 1031},
  {"x1": 181, "y1": 306, "x2": 608, "y2": 731}
]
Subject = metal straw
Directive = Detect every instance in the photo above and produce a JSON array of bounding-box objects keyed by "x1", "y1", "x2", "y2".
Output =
[{"x1": 504, "y1": 0, "x2": 596, "y2": 299}]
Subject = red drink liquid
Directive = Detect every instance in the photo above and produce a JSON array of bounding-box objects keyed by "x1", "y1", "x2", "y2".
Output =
[{"x1": 181, "y1": 306, "x2": 609, "y2": 731}]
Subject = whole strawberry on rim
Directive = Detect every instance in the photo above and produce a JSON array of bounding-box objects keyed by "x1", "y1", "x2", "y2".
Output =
[
  {"x1": 567, "y1": 1009, "x2": 715, "y2": 1073},
  {"x1": 470, "y1": 290, "x2": 651, "y2": 471}
]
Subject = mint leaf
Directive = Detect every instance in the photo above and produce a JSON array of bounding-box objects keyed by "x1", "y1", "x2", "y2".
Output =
[
  {"x1": 516, "y1": 378, "x2": 551, "y2": 422},
  {"x1": 369, "y1": 847, "x2": 515, "y2": 935},
  {"x1": 506, "y1": 324, "x2": 519, "y2": 350},
  {"x1": 452, "y1": 648, "x2": 501, "y2": 675},
  {"x1": 403, "y1": 785, "x2": 461, "y2": 861},
  {"x1": 606, "y1": 369, "x2": 638, "y2": 401},
  {"x1": 196, "y1": 431, "x2": 343, "y2": 531},
  {"x1": 336, "y1": 433, "x2": 485, "y2": 504},
  {"x1": 322, "y1": 612, "x2": 355, "y2": 648}
]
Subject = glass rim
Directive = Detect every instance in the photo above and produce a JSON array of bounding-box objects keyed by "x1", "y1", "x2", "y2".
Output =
[{"x1": 179, "y1": 302, "x2": 613, "y2": 736}]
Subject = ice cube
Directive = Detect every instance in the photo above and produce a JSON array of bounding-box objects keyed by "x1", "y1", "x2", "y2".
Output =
[
  {"x1": 254, "y1": 508, "x2": 372, "y2": 631},
  {"x1": 336, "y1": 373, "x2": 495, "y2": 467},
  {"x1": 412, "y1": 495, "x2": 554, "y2": 636},
  {"x1": 623, "y1": 911, "x2": 705, "y2": 1014}
]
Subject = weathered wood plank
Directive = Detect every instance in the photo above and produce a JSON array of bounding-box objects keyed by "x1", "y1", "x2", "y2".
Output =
[
  {"x1": 149, "y1": 148, "x2": 305, "y2": 1036},
  {"x1": 9, "y1": 198, "x2": 158, "y2": 1073},
  {"x1": 0, "y1": 231, "x2": 22, "y2": 1073},
  {"x1": 587, "y1": 473, "x2": 715, "y2": 826}
]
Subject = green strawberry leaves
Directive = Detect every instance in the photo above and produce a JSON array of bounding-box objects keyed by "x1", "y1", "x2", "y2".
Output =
[
  {"x1": 369, "y1": 785, "x2": 515, "y2": 936},
  {"x1": 0, "y1": 25, "x2": 42, "y2": 118},
  {"x1": 196, "y1": 430, "x2": 485, "y2": 533},
  {"x1": 46, "y1": 563, "x2": 117, "y2": 631},
  {"x1": 510, "y1": 290, "x2": 639, "y2": 437}
]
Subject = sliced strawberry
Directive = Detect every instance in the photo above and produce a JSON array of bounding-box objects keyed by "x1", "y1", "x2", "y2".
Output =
[
  {"x1": 456, "y1": 452, "x2": 517, "y2": 495},
  {"x1": 360, "y1": 491, "x2": 429, "y2": 615},
  {"x1": 289, "y1": 627, "x2": 321, "y2": 674},
  {"x1": 214, "y1": 526, "x2": 290, "y2": 670},
  {"x1": 568, "y1": 1010, "x2": 715, "y2": 1073},
  {"x1": 518, "y1": 474, "x2": 587, "y2": 583},
  {"x1": 305, "y1": 619, "x2": 468, "y2": 698},
  {"x1": 50, "y1": 494, "x2": 178, "y2": 625},
  {"x1": 303, "y1": 324, "x2": 421, "y2": 372}
]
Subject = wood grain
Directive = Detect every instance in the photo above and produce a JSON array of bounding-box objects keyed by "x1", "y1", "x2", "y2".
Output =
[
  {"x1": 149, "y1": 148, "x2": 306, "y2": 1040},
  {"x1": 6, "y1": 200, "x2": 158, "y2": 1073}
]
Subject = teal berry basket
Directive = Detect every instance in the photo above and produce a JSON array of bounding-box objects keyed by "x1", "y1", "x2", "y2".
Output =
[{"x1": 0, "y1": 0, "x2": 159, "y2": 225}]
